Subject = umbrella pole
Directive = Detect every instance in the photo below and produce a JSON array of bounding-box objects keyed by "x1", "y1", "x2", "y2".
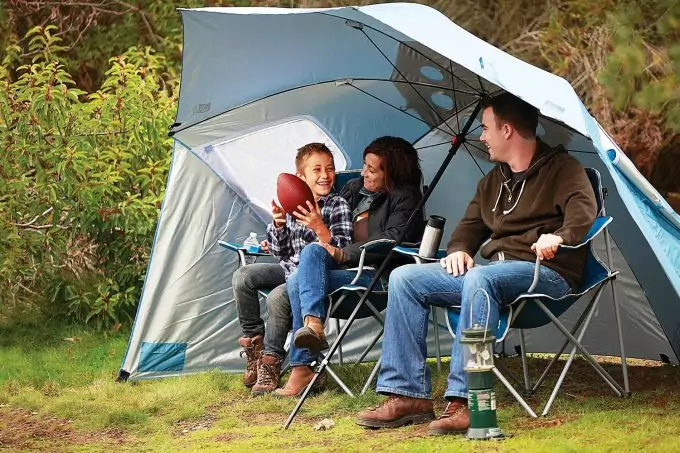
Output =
[{"x1": 283, "y1": 100, "x2": 483, "y2": 429}]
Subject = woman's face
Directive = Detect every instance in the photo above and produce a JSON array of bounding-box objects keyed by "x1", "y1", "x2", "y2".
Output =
[{"x1": 361, "y1": 153, "x2": 387, "y2": 193}]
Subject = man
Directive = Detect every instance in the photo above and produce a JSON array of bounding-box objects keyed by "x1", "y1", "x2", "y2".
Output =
[{"x1": 356, "y1": 93, "x2": 597, "y2": 434}]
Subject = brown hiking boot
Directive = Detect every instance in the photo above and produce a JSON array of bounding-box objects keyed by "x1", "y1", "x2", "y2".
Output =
[
  {"x1": 273, "y1": 365, "x2": 327, "y2": 398},
  {"x1": 293, "y1": 316, "x2": 327, "y2": 352},
  {"x1": 356, "y1": 395, "x2": 435, "y2": 428},
  {"x1": 251, "y1": 353, "x2": 283, "y2": 396},
  {"x1": 239, "y1": 335, "x2": 263, "y2": 388},
  {"x1": 428, "y1": 399, "x2": 469, "y2": 435}
]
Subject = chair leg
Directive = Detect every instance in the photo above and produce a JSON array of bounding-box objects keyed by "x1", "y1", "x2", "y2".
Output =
[
  {"x1": 604, "y1": 229, "x2": 630, "y2": 394},
  {"x1": 361, "y1": 358, "x2": 381, "y2": 395},
  {"x1": 321, "y1": 358, "x2": 354, "y2": 397},
  {"x1": 534, "y1": 298, "x2": 625, "y2": 396},
  {"x1": 532, "y1": 295, "x2": 596, "y2": 393},
  {"x1": 492, "y1": 366, "x2": 537, "y2": 418},
  {"x1": 541, "y1": 287, "x2": 603, "y2": 415},
  {"x1": 335, "y1": 318, "x2": 343, "y2": 366},
  {"x1": 519, "y1": 330, "x2": 531, "y2": 394},
  {"x1": 432, "y1": 307, "x2": 442, "y2": 372}
]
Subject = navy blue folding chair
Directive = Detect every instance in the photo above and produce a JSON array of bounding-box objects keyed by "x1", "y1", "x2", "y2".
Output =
[{"x1": 444, "y1": 167, "x2": 629, "y2": 417}]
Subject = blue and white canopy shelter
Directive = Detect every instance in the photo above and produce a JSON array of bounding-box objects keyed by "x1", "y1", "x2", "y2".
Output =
[{"x1": 118, "y1": 3, "x2": 680, "y2": 381}]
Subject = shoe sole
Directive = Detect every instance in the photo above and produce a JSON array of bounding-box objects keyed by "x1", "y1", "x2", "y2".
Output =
[
  {"x1": 293, "y1": 330, "x2": 327, "y2": 352},
  {"x1": 428, "y1": 426, "x2": 468, "y2": 435},
  {"x1": 356, "y1": 412, "x2": 435, "y2": 429}
]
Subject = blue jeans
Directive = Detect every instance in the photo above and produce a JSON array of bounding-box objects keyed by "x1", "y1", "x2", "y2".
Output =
[
  {"x1": 376, "y1": 261, "x2": 571, "y2": 399},
  {"x1": 286, "y1": 244, "x2": 376, "y2": 366}
]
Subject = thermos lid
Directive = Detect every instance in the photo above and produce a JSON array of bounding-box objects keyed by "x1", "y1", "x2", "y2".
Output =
[{"x1": 427, "y1": 215, "x2": 446, "y2": 229}]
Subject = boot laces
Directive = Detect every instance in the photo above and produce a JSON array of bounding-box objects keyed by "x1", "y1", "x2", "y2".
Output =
[
  {"x1": 438, "y1": 401, "x2": 465, "y2": 419},
  {"x1": 257, "y1": 359, "x2": 280, "y2": 386}
]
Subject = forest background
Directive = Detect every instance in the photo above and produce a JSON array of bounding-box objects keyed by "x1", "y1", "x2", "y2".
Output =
[{"x1": 1, "y1": 0, "x2": 678, "y2": 329}]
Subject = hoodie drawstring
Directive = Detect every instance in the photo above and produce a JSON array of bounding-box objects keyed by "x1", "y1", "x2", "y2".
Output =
[
  {"x1": 503, "y1": 180, "x2": 526, "y2": 215},
  {"x1": 491, "y1": 184, "x2": 503, "y2": 213}
]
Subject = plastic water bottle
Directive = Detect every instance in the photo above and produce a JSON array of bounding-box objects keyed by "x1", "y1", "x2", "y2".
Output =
[{"x1": 242, "y1": 232, "x2": 260, "y2": 265}]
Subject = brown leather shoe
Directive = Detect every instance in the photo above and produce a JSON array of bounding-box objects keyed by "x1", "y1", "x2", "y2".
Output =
[
  {"x1": 273, "y1": 365, "x2": 327, "y2": 398},
  {"x1": 239, "y1": 335, "x2": 263, "y2": 388},
  {"x1": 251, "y1": 353, "x2": 282, "y2": 396},
  {"x1": 428, "y1": 400, "x2": 469, "y2": 435},
  {"x1": 356, "y1": 395, "x2": 435, "y2": 428},
  {"x1": 293, "y1": 316, "x2": 327, "y2": 352}
]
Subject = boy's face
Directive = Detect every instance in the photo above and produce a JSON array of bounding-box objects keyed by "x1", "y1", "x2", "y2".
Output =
[{"x1": 296, "y1": 152, "x2": 336, "y2": 200}]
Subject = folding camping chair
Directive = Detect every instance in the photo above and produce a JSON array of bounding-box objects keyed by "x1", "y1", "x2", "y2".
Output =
[{"x1": 437, "y1": 167, "x2": 629, "y2": 417}]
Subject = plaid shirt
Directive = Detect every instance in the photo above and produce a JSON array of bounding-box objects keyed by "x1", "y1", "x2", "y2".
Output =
[{"x1": 266, "y1": 192, "x2": 353, "y2": 276}]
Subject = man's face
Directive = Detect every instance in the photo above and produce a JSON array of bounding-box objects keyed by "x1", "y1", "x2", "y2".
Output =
[{"x1": 480, "y1": 107, "x2": 508, "y2": 163}]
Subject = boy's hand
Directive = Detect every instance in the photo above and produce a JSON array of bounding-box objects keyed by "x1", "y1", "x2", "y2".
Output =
[
  {"x1": 271, "y1": 200, "x2": 286, "y2": 228},
  {"x1": 260, "y1": 240, "x2": 269, "y2": 253},
  {"x1": 293, "y1": 201, "x2": 330, "y2": 242}
]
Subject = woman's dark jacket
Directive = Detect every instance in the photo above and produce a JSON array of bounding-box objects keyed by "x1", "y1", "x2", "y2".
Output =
[{"x1": 340, "y1": 176, "x2": 425, "y2": 267}]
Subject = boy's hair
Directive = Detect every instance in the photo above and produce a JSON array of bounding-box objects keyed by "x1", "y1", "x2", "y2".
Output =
[
  {"x1": 363, "y1": 136, "x2": 422, "y2": 190},
  {"x1": 481, "y1": 92, "x2": 539, "y2": 139},
  {"x1": 295, "y1": 142, "x2": 335, "y2": 172}
]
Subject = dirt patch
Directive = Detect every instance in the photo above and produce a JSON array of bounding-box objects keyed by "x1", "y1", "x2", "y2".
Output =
[
  {"x1": 172, "y1": 413, "x2": 219, "y2": 437},
  {"x1": 0, "y1": 406, "x2": 130, "y2": 451}
]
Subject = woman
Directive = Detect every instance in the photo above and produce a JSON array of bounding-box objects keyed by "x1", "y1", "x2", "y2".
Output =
[{"x1": 273, "y1": 135, "x2": 425, "y2": 397}]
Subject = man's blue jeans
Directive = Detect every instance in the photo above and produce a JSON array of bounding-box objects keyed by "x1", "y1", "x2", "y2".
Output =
[
  {"x1": 376, "y1": 261, "x2": 571, "y2": 399},
  {"x1": 286, "y1": 244, "x2": 376, "y2": 367}
]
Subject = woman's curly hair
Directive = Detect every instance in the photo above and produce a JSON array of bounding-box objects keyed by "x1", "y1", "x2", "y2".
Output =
[{"x1": 363, "y1": 136, "x2": 422, "y2": 190}]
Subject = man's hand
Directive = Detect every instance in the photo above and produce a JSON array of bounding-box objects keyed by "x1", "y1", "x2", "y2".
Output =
[
  {"x1": 440, "y1": 251, "x2": 474, "y2": 276},
  {"x1": 260, "y1": 240, "x2": 269, "y2": 253},
  {"x1": 531, "y1": 234, "x2": 564, "y2": 260},
  {"x1": 271, "y1": 200, "x2": 286, "y2": 228}
]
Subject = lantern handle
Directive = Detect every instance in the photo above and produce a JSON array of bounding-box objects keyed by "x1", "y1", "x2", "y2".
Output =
[{"x1": 470, "y1": 288, "x2": 492, "y2": 344}]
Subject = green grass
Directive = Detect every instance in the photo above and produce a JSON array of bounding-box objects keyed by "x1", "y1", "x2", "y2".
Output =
[{"x1": 2, "y1": 322, "x2": 680, "y2": 452}]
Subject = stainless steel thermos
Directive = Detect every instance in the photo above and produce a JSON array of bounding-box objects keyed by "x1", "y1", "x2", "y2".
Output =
[{"x1": 418, "y1": 215, "x2": 446, "y2": 258}]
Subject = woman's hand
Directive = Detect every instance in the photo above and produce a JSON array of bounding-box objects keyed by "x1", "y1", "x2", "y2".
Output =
[
  {"x1": 293, "y1": 200, "x2": 331, "y2": 242},
  {"x1": 320, "y1": 242, "x2": 347, "y2": 263}
]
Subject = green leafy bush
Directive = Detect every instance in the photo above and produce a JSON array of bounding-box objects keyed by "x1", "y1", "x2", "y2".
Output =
[{"x1": 0, "y1": 26, "x2": 175, "y2": 328}]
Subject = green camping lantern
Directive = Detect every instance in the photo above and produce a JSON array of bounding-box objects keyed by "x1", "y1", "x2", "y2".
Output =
[{"x1": 461, "y1": 323, "x2": 504, "y2": 440}]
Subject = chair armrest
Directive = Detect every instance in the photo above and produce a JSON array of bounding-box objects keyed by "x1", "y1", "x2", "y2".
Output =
[
  {"x1": 359, "y1": 238, "x2": 396, "y2": 253},
  {"x1": 527, "y1": 216, "x2": 612, "y2": 292},
  {"x1": 558, "y1": 216, "x2": 612, "y2": 251},
  {"x1": 393, "y1": 245, "x2": 447, "y2": 262},
  {"x1": 217, "y1": 240, "x2": 271, "y2": 257}
]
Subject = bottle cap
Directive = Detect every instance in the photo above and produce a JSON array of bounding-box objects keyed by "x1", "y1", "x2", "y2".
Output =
[{"x1": 427, "y1": 215, "x2": 445, "y2": 229}]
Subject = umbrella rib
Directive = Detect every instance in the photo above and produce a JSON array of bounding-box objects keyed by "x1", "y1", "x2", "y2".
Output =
[
  {"x1": 318, "y1": 12, "x2": 484, "y2": 96},
  {"x1": 450, "y1": 59, "x2": 461, "y2": 132},
  {"x1": 409, "y1": 97, "x2": 484, "y2": 145},
  {"x1": 347, "y1": 84, "x2": 454, "y2": 136},
  {"x1": 465, "y1": 140, "x2": 490, "y2": 157},
  {"x1": 352, "y1": 78, "x2": 479, "y2": 96},
  {"x1": 416, "y1": 141, "x2": 454, "y2": 150},
  {"x1": 359, "y1": 29, "x2": 457, "y2": 136},
  {"x1": 465, "y1": 145, "x2": 487, "y2": 176}
]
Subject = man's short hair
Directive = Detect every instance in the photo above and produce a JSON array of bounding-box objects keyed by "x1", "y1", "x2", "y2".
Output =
[
  {"x1": 481, "y1": 93, "x2": 539, "y2": 138},
  {"x1": 295, "y1": 143, "x2": 334, "y2": 172}
]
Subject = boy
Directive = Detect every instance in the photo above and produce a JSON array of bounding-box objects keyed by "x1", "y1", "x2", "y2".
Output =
[{"x1": 232, "y1": 142, "x2": 352, "y2": 395}]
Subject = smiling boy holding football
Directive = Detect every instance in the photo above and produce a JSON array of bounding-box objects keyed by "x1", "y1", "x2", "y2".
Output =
[{"x1": 232, "y1": 143, "x2": 352, "y2": 396}]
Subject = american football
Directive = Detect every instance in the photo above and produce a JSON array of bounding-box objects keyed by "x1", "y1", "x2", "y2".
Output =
[{"x1": 276, "y1": 173, "x2": 315, "y2": 216}]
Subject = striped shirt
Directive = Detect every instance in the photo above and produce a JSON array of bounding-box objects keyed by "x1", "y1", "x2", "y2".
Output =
[{"x1": 266, "y1": 193, "x2": 353, "y2": 276}]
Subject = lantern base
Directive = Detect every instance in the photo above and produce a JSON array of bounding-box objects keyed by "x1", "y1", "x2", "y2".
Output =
[{"x1": 467, "y1": 426, "x2": 505, "y2": 440}]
